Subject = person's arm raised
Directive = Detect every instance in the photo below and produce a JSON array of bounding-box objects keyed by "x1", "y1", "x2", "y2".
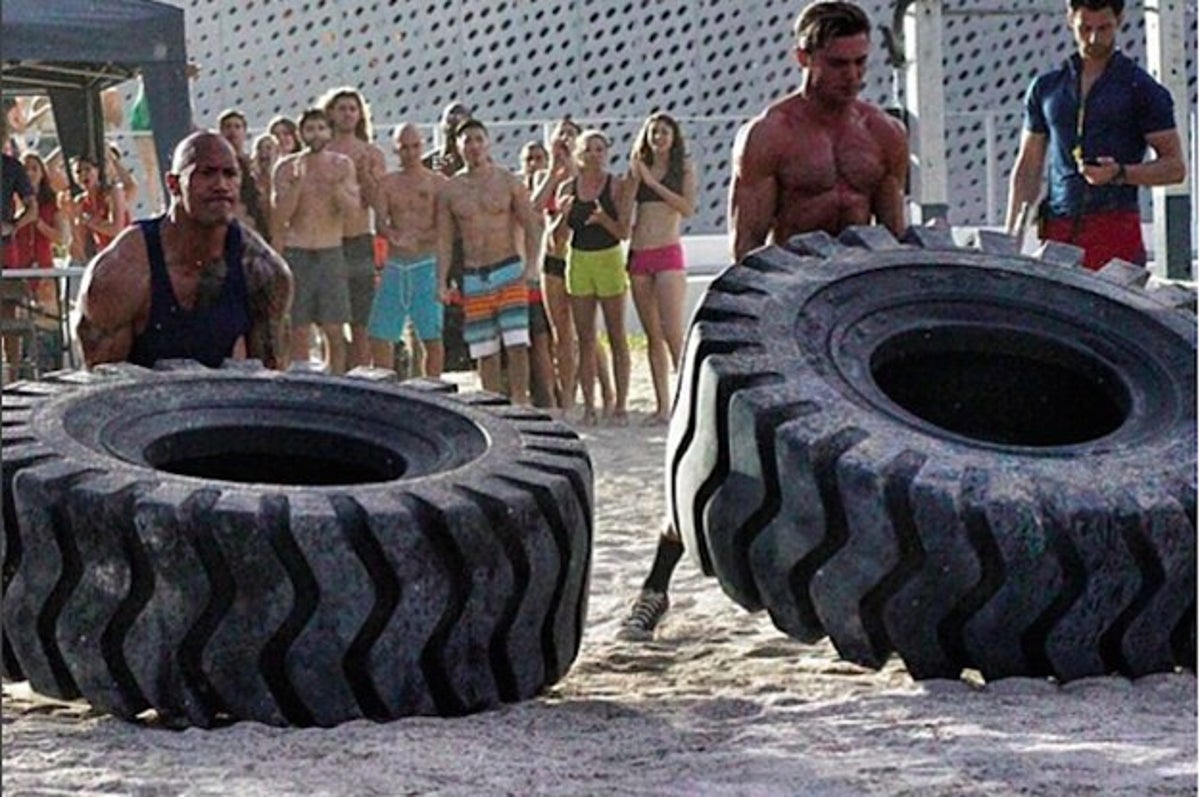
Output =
[
  {"x1": 83, "y1": 183, "x2": 127, "y2": 241},
  {"x1": 271, "y1": 156, "x2": 303, "y2": 251},
  {"x1": 354, "y1": 144, "x2": 387, "y2": 209},
  {"x1": 548, "y1": 181, "x2": 574, "y2": 242},
  {"x1": 333, "y1": 155, "x2": 361, "y2": 218},
  {"x1": 529, "y1": 168, "x2": 560, "y2": 213},
  {"x1": 639, "y1": 158, "x2": 698, "y2": 218}
]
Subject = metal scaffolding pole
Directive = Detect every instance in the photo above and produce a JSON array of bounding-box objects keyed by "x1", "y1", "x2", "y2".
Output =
[
  {"x1": 1144, "y1": 0, "x2": 1194, "y2": 279},
  {"x1": 904, "y1": 0, "x2": 949, "y2": 223}
]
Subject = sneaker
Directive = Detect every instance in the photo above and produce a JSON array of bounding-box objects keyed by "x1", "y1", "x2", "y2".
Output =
[{"x1": 616, "y1": 589, "x2": 669, "y2": 641}]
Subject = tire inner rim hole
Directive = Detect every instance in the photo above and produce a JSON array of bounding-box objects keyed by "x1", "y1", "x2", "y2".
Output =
[
  {"x1": 870, "y1": 326, "x2": 1129, "y2": 447},
  {"x1": 143, "y1": 426, "x2": 408, "y2": 485}
]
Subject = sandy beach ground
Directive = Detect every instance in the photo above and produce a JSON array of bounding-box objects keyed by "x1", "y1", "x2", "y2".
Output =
[{"x1": 2, "y1": 356, "x2": 1196, "y2": 796}]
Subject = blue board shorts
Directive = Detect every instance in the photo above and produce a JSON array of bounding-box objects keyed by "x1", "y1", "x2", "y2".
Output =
[{"x1": 367, "y1": 253, "x2": 444, "y2": 342}]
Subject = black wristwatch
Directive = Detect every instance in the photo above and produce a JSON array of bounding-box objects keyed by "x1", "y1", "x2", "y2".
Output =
[{"x1": 1112, "y1": 163, "x2": 1127, "y2": 185}]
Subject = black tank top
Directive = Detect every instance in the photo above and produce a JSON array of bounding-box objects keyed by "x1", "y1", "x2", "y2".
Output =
[
  {"x1": 128, "y1": 216, "x2": 252, "y2": 368},
  {"x1": 566, "y1": 175, "x2": 620, "y2": 251}
]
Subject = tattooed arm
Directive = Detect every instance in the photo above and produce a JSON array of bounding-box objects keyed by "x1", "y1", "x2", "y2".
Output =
[
  {"x1": 241, "y1": 230, "x2": 294, "y2": 370},
  {"x1": 73, "y1": 227, "x2": 151, "y2": 367}
]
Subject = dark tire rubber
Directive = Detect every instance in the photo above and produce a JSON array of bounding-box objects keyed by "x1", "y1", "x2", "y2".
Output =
[
  {"x1": 668, "y1": 226, "x2": 1195, "y2": 682},
  {"x1": 2, "y1": 362, "x2": 592, "y2": 726}
]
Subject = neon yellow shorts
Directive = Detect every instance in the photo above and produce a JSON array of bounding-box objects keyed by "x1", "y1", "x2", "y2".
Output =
[{"x1": 566, "y1": 244, "x2": 628, "y2": 298}]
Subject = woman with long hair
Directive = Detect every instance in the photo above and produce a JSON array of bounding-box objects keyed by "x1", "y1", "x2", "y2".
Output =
[
  {"x1": 518, "y1": 140, "x2": 557, "y2": 408},
  {"x1": 13, "y1": 153, "x2": 66, "y2": 272},
  {"x1": 533, "y1": 117, "x2": 581, "y2": 413},
  {"x1": 626, "y1": 112, "x2": 697, "y2": 423},
  {"x1": 532, "y1": 116, "x2": 616, "y2": 417},
  {"x1": 554, "y1": 129, "x2": 632, "y2": 425},
  {"x1": 3, "y1": 152, "x2": 67, "y2": 375},
  {"x1": 69, "y1": 154, "x2": 128, "y2": 259},
  {"x1": 268, "y1": 115, "x2": 302, "y2": 156},
  {"x1": 250, "y1": 132, "x2": 280, "y2": 236}
]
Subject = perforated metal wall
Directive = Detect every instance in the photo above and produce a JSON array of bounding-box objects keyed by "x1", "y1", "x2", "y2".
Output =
[{"x1": 170, "y1": 0, "x2": 1196, "y2": 232}]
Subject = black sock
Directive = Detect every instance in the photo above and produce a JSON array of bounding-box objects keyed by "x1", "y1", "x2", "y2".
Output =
[{"x1": 642, "y1": 535, "x2": 684, "y2": 593}]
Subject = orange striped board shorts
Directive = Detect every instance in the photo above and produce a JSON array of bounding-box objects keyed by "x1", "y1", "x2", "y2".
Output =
[{"x1": 461, "y1": 256, "x2": 530, "y2": 358}]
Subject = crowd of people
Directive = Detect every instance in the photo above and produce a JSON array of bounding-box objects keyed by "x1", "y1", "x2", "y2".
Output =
[
  {"x1": 2, "y1": 83, "x2": 702, "y2": 418},
  {"x1": 1, "y1": 0, "x2": 1186, "y2": 638},
  {"x1": 1, "y1": 102, "x2": 142, "y2": 378}
]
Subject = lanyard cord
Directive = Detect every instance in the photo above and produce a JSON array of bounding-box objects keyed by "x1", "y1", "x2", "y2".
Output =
[
  {"x1": 1070, "y1": 66, "x2": 1088, "y2": 241},
  {"x1": 1072, "y1": 68, "x2": 1087, "y2": 167}
]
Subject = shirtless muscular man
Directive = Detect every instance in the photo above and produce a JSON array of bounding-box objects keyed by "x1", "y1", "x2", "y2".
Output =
[
  {"x1": 619, "y1": 1, "x2": 909, "y2": 641},
  {"x1": 437, "y1": 119, "x2": 541, "y2": 404},
  {"x1": 730, "y1": 0, "x2": 908, "y2": 258},
  {"x1": 272, "y1": 108, "x2": 360, "y2": 374},
  {"x1": 75, "y1": 132, "x2": 292, "y2": 370}
]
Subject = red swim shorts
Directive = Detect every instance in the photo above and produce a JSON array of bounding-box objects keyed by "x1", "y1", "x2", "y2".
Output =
[
  {"x1": 627, "y1": 242, "x2": 685, "y2": 276},
  {"x1": 1041, "y1": 209, "x2": 1145, "y2": 271}
]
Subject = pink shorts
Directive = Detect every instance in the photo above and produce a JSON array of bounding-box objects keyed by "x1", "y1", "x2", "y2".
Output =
[{"x1": 628, "y1": 243, "x2": 685, "y2": 276}]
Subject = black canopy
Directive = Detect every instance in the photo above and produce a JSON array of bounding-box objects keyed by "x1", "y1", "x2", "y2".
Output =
[{"x1": 1, "y1": 0, "x2": 192, "y2": 192}]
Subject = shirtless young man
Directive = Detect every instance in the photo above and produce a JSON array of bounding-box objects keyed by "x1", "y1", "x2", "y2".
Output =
[
  {"x1": 272, "y1": 108, "x2": 359, "y2": 374},
  {"x1": 74, "y1": 131, "x2": 292, "y2": 369},
  {"x1": 436, "y1": 119, "x2": 541, "y2": 404},
  {"x1": 618, "y1": 1, "x2": 909, "y2": 642},
  {"x1": 321, "y1": 87, "x2": 388, "y2": 370},
  {"x1": 730, "y1": 1, "x2": 907, "y2": 257},
  {"x1": 368, "y1": 123, "x2": 447, "y2": 376}
]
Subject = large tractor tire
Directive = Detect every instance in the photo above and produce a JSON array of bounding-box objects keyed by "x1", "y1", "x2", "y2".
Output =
[
  {"x1": 2, "y1": 362, "x2": 592, "y2": 727},
  {"x1": 669, "y1": 226, "x2": 1195, "y2": 682}
]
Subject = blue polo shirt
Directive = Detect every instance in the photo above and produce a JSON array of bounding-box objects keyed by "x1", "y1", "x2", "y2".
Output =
[{"x1": 1023, "y1": 51, "x2": 1176, "y2": 219}]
